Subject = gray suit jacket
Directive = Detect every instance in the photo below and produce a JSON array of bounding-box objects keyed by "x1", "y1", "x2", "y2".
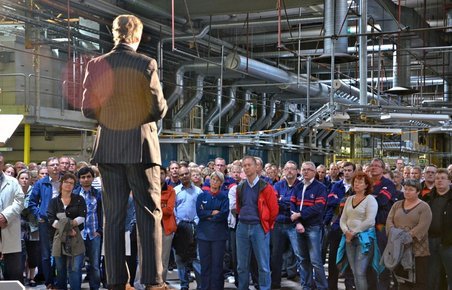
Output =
[{"x1": 82, "y1": 44, "x2": 167, "y2": 165}]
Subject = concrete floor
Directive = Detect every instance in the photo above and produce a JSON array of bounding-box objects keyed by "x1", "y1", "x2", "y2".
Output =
[{"x1": 23, "y1": 266, "x2": 348, "y2": 290}]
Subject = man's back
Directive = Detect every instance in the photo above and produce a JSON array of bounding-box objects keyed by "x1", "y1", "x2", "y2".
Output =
[{"x1": 82, "y1": 44, "x2": 167, "y2": 164}]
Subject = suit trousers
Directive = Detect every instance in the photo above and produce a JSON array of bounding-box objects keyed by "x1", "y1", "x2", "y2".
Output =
[{"x1": 99, "y1": 163, "x2": 163, "y2": 286}]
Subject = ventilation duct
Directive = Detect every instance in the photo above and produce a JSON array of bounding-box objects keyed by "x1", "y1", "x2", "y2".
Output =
[
  {"x1": 228, "y1": 90, "x2": 251, "y2": 133},
  {"x1": 205, "y1": 79, "x2": 222, "y2": 133},
  {"x1": 166, "y1": 62, "x2": 242, "y2": 109},
  {"x1": 253, "y1": 96, "x2": 276, "y2": 131},
  {"x1": 225, "y1": 53, "x2": 330, "y2": 99},
  {"x1": 270, "y1": 102, "x2": 290, "y2": 130},
  {"x1": 285, "y1": 106, "x2": 302, "y2": 145},
  {"x1": 385, "y1": 37, "x2": 418, "y2": 95},
  {"x1": 250, "y1": 93, "x2": 267, "y2": 131},
  {"x1": 173, "y1": 75, "x2": 205, "y2": 132},
  {"x1": 313, "y1": 0, "x2": 356, "y2": 64},
  {"x1": 206, "y1": 87, "x2": 237, "y2": 134},
  {"x1": 325, "y1": 131, "x2": 338, "y2": 151},
  {"x1": 333, "y1": 80, "x2": 393, "y2": 105}
]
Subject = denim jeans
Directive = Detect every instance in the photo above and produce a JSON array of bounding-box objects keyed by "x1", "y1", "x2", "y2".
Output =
[
  {"x1": 429, "y1": 237, "x2": 452, "y2": 289},
  {"x1": 236, "y1": 222, "x2": 271, "y2": 290},
  {"x1": 298, "y1": 225, "x2": 328, "y2": 290},
  {"x1": 38, "y1": 221, "x2": 54, "y2": 287},
  {"x1": 175, "y1": 249, "x2": 201, "y2": 289},
  {"x1": 270, "y1": 222, "x2": 301, "y2": 287},
  {"x1": 84, "y1": 236, "x2": 102, "y2": 290},
  {"x1": 54, "y1": 253, "x2": 84, "y2": 290},
  {"x1": 346, "y1": 237, "x2": 373, "y2": 290}
]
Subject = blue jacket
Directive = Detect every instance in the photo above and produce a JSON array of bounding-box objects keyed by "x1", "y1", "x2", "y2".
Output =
[
  {"x1": 372, "y1": 177, "x2": 395, "y2": 227},
  {"x1": 336, "y1": 227, "x2": 385, "y2": 275},
  {"x1": 325, "y1": 180, "x2": 352, "y2": 230},
  {"x1": 274, "y1": 178, "x2": 301, "y2": 224},
  {"x1": 290, "y1": 179, "x2": 327, "y2": 227},
  {"x1": 28, "y1": 176, "x2": 55, "y2": 221},
  {"x1": 196, "y1": 190, "x2": 229, "y2": 241}
]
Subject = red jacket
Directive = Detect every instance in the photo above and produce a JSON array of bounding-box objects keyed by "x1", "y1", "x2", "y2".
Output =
[
  {"x1": 236, "y1": 179, "x2": 279, "y2": 233},
  {"x1": 161, "y1": 184, "x2": 177, "y2": 235}
]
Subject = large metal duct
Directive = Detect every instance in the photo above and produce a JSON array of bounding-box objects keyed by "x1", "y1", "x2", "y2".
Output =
[
  {"x1": 207, "y1": 87, "x2": 237, "y2": 134},
  {"x1": 254, "y1": 97, "x2": 276, "y2": 131},
  {"x1": 173, "y1": 75, "x2": 205, "y2": 132},
  {"x1": 392, "y1": 38, "x2": 412, "y2": 89},
  {"x1": 316, "y1": 130, "x2": 330, "y2": 149},
  {"x1": 166, "y1": 62, "x2": 241, "y2": 109},
  {"x1": 285, "y1": 105, "x2": 302, "y2": 145},
  {"x1": 204, "y1": 79, "x2": 222, "y2": 133},
  {"x1": 225, "y1": 53, "x2": 330, "y2": 99},
  {"x1": 228, "y1": 90, "x2": 251, "y2": 133},
  {"x1": 325, "y1": 131, "x2": 338, "y2": 150},
  {"x1": 270, "y1": 102, "x2": 290, "y2": 130},
  {"x1": 333, "y1": 79, "x2": 393, "y2": 105},
  {"x1": 250, "y1": 93, "x2": 267, "y2": 131},
  {"x1": 315, "y1": 0, "x2": 356, "y2": 64}
]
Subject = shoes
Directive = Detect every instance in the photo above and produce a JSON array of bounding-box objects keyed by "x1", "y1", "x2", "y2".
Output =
[
  {"x1": 29, "y1": 279, "x2": 37, "y2": 287},
  {"x1": 145, "y1": 283, "x2": 174, "y2": 290}
]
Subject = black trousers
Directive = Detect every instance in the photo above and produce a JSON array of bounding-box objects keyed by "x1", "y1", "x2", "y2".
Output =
[
  {"x1": 4, "y1": 252, "x2": 24, "y2": 283},
  {"x1": 99, "y1": 164, "x2": 163, "y2": 286}
]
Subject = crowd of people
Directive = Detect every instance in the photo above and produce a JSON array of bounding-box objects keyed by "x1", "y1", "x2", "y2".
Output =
[{"x1": 0, "y1": 153, "x2": 452, "y2": 290}]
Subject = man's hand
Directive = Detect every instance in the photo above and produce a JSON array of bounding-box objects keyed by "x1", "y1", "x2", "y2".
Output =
[
  {"x1": 0, "y1": 214, "x2": 8, "y2": 229},
  {"x1": 295, "y1": 223, "x2": 305, "y2": 234},
  {"x1": 290, "y1": 211, "x2": 301, "y2": 222},
  {"x1": 211, "y1": 210, "x2": 220, "y2": 216}
]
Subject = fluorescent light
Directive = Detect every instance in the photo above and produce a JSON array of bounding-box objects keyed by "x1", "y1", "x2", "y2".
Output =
[
  {"x1": 381, "y1": 113, "x2": 450, "y2": 121},
  {"x1": 428, "y1": 127, "x2": 452, "y2": 133},
  {"x1": 0, "y1": 114, "x2": 23, "y2": 144},
  {"x1": 159, "y1": 138, "x2": 188, "y2": 144},
  {"x1": 349, "y1": 127, "x2": 402, "y2": 134},
  {"x1": 204, "y1": 138, "x2": 254, "y2": 144}
]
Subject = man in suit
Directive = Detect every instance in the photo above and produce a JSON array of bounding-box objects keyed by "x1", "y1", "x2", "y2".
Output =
[{"x1": 82, "y1": 14, "x2": 168, "y2": 290}]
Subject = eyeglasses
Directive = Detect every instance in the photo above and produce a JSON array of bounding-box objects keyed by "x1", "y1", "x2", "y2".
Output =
[
  {"x1": 302, "y1": 168, "x2": 314, "y2": 172},
  {"x1": 48, "y1": 163, "x2": 59, "y2": 167},
  {"x1": 63, "y1": 180, "x2": 75, "y2": 185}
]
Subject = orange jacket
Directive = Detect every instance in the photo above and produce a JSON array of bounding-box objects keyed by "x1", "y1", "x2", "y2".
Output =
[
  {"x1": 161, "y1": 184, "x2": 177, "y2": 235},
  {"x1": 236, "y1": 179, "x2": 279, "y2": 233}
]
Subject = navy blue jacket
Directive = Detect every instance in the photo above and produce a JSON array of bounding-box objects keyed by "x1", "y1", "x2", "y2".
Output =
[
  {"x1": 324, "y1": 180, "x2": 352, "y2": 230},
  {"x1": 290, "y1": 179, "x2": 327, "y2": 227},
  {"x1": 372, "y1": 176, "x2": 395, "y2": 227},
  {"x1": 274, "y1": 178, "x2": 302, "y2": 224},
  {"x1": 196, "y1": 190, "x2": 229, "y2": 241}
]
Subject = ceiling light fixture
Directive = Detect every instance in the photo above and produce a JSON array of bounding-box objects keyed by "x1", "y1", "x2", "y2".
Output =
[
  {"x1": 159, "y1": 138, "x2": 188, "y2": 144},
  {"x1": 381, "y1": 113, "x2": 450, "y2": 121},
  {"x1": 204, "y1": 138, "x2": 254, "y2": 144},
  {"x1": 427, "y1": 127, "x2": 452, "y2": 134},
  {"x1": 349, "y1": 127, "x2": 402, "y2": 134}
]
